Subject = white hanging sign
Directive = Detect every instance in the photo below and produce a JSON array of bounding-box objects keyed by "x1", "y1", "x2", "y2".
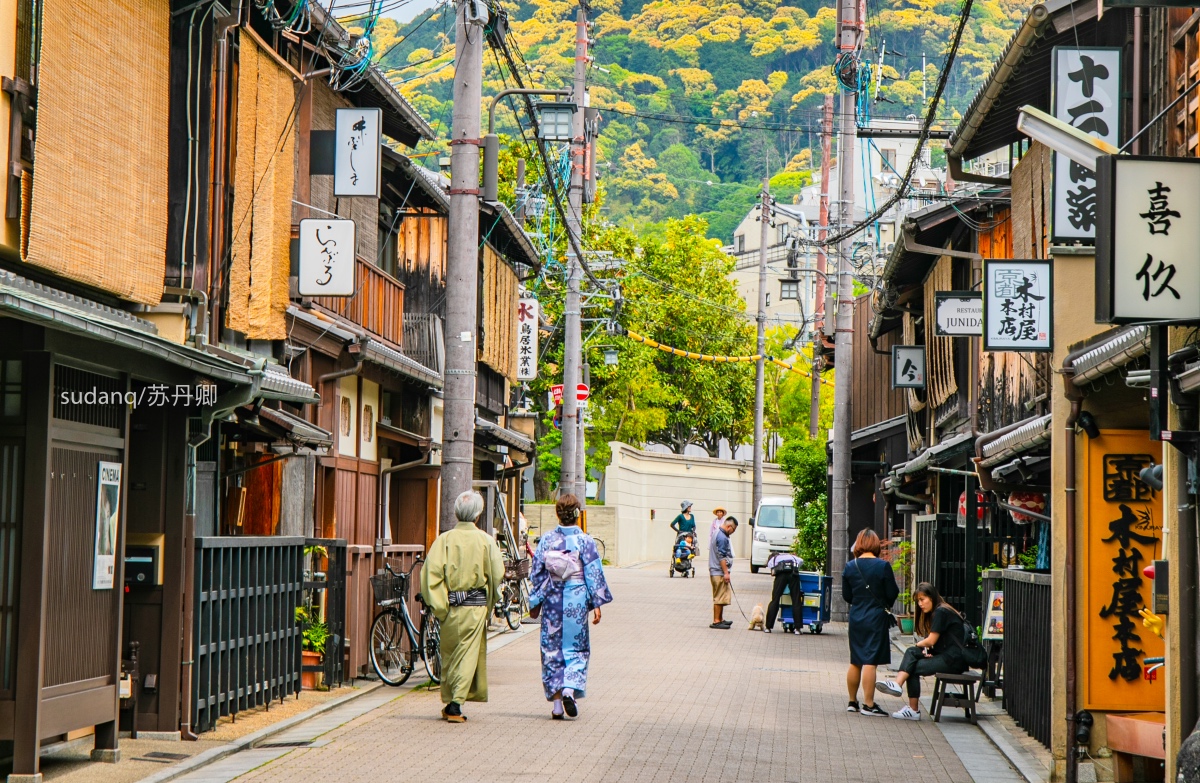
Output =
[
  {"x1": 298, "y1": 218, "x2": 356, "y2": 297},
  {"x1": 983, "y1": 259, "x2": 1053, "y2": 352},
  {"x1": 1097, "y1": 155, "x2": 1200, "y2": 323},
  {"x1": 934, "y1": 292, "x2": 983, "y2": 336},
  {"x1": 335, "y1": 107, "x2": 382, "y2": 198},
  {"x1": 516, "y1": 298, "x2": 539, "y2": 380},
  {"x1": 1051, "y1": 47, "x2": 1121, "y2": 243},
  {"x1": 891, "y1": 345, "x2": 926, "y2": 389}
]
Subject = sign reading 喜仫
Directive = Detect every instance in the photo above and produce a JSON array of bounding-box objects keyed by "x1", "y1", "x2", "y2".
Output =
[
  {"x1": 1096, "y1": 155, "x2": 1200, "y2": 323},
  {"x1": 983, "y1": 260, "x2": 1053, "y2": 353},
  {"x1": 1051, "y1": 47, "x2": 1121, "y2": 244}
]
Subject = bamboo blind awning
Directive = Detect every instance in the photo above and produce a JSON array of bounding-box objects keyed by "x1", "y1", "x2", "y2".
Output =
[
  {"x1": 227, "y1": 34, "x2": 296, "y2": 340},
  {"x1": 481, "y1": 245, "x2": 518, "y2": 383},
  {"x1": 24, "y1": 0, "x2": 170, "y2": 305},
  {"x1": 923, "y1": 255, "x2": 959, "y2": 409}
]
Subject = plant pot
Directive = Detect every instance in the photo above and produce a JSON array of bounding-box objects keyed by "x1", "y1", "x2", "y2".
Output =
[
  {"x1": 898, "y1": 615, "x2": 914, "y2": 634},
  {"x1": 301, "y1": 650, "x2": 324, "y2": 690}
]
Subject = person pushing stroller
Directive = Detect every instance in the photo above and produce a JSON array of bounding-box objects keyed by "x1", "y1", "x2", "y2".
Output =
[{"x1": 670, "y1": 530, "x2": 697, "y2": 578}]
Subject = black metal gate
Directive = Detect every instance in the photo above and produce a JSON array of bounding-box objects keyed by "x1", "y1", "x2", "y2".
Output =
[
  {"x1": 305, "y1": 537, "x2": 347, "y2": 689},
  {"x1": 998, "y1": 570, "x2": 1052, "y2": 748},
  {"x1": 192, "y1": 537, "x2": 304, "y2": 733}
]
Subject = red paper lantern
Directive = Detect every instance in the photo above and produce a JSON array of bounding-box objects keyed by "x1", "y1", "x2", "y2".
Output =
[
  {"x1": 1007, "y1": 490, "x2": 1046, "y2": 525},
  {"x1": 957, "y1": 490, "x2": 986, "y2": 525}
]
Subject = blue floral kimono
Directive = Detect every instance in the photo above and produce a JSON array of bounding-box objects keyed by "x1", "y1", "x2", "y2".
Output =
[{"x1": 529, "y1": 526, "x2": 613, "y2": 700}]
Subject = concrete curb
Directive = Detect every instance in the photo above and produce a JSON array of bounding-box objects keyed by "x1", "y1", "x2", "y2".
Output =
[{"x1": 136, "y1": 681, "x2": 384, "y2": 783}]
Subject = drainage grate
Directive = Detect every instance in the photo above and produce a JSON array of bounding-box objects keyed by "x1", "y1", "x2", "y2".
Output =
[
  {"x1": 257, "y1": 741, "x2": 313, "y2": 749},
  {"x1": 133, "y1": 752, "x2": 191, "y2": 763}
]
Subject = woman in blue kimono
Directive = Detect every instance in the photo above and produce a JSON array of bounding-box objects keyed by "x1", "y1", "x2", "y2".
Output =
[{"x1": 528, "y1": 493, "x2": 613, "y2": 720}]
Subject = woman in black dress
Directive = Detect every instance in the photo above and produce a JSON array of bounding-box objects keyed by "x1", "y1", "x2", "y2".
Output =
[{"x1": 841, "y1": 528, "x2": 898, "y2": 716}]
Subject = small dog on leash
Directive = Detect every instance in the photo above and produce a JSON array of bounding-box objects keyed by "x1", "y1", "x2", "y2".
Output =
[{"x1": 748, "y1": 604, "x2": 765, "y2": 630}]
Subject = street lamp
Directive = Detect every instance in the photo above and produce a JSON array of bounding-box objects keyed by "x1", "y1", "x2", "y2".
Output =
[
  {"x1": 536, "y1": 102, "x2": 576, "y2": 142},
  {"x1": 602, "y1": 347, "x2": 619, "y2": 366},
  {"x1": 1015, "y1": 105, "x2": 1119, "y2": 171},
  {"x1": 480, "y1": 89, "x2": 571, "y2": 201}
]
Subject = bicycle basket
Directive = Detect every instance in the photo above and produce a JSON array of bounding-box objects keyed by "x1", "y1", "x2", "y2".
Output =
[
  {"x1": 505, "y1": 558, "x2": 532, "y2": 581},
  {"x1": 370, "y1": 572, "x2": 407, "y2": 605}
]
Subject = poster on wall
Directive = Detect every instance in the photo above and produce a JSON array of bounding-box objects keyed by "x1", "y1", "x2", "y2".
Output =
[
  {"x1": 360, "y1": 379, "x2": 379, "y2": 463},
  {"x1": 1082, "y1": 431, "x2": 1165, "y2": 712},
  {"x1": 338, "y1": 376, "x2": 358, "y2": 458},
  {"x1": 93, "y1": 461, "x2": 122, "y2": 590},
  {"x1": 1051, "y1": 47, "x2": 1121, "y2": 243},
  {"x1": 982, "y1": 591, "x2": 1004, "y2": 640}
]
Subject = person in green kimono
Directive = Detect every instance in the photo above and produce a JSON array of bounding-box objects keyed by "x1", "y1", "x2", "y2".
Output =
[{"x1": 421, "y1": 490, "x2": 506, "y2": 723}]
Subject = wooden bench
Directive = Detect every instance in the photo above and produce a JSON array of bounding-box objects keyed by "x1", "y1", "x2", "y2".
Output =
[
  {"x1": 930, "y1": 672, "x2": 981, "y2": 724},
  {"x1": 1105, "y1": 713, "x2": 1165, "y2": 782}
]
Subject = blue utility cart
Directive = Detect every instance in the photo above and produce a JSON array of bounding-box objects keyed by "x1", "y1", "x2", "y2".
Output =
[{"x1": 780, "y1": 571, "x2": 833, "y2": 634}]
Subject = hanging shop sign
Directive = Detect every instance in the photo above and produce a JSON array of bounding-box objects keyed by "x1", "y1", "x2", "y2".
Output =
[
  {"x1": 983, "y1": 259, "x2": 1053, "y2": 352},
  {"x1": 934, "y1": 291, "x2": 982, "y2": 336},
  {"x1": 335, "y1": 107, "x2": 382, "y2": 198},
  {"x1": 1096, "y1": 155, "x2": 1200, "y2": 323},
  {"x1": 891, "y1": 345, "x2": 925, "y2": 389},
  {"x1": 1081, "y1": 431, "x2": 1165, "y2": 712},
  {"x1": 517, "y1": 298, "x2": 539, "y2": 381},
  {"x1": 93, "y1": 462, "x2": 123, "y2": 590},
  {"x1": 298, "y1": 218, "x2": 356, "y2": 297},
  {"x1": 1050, "y1": 47, "x2": 1121, "y2": 244}
]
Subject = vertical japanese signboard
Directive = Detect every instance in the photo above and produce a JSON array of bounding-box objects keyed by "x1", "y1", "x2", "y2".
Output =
[
  {"x1": 891, "y1": 345, "x2": 925, "y2": 389},
  {"x1": 517, "y1": 298, "x2": 539, "y2": 380},
  {"x1": 1081, "y1": 431, "x2": 1165, "y2": 712},
  {"x1": 298, "y1": 218, "x2": 356, "y2": 296},
  {"x1": 335, "y1": 107, "x2": 382, "y2": 198},
  {"x1": 983, "y1": 260, "x2": 1053, "y2": 352},
  {"x1": 1096, "y1": 155, "x2": 1200, "y2": 323},
  {"x1": 1051, "y1": 47, "x2": 1121, "y2": 243}
]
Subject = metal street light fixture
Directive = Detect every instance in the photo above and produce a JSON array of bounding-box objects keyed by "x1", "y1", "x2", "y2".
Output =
[
  {"x1": 1015, "y1": 105, "x2": 1119, "y2": 171},
  {"x1": 480, "y1": 89, "x2": 571, "y2": 201}
]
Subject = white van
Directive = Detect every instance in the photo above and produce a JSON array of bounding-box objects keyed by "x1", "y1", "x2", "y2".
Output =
[{"x1": 749, "y1": 496, "x2": 798, "y2": 573}]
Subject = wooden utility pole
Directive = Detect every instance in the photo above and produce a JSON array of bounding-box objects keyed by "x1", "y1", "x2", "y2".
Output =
[
  {"x1": 439, "y1": 0, "x2": 486, "y2": 530},
  {"x1": 811, "y1": 94, "x2": 834, "y2": 439}
]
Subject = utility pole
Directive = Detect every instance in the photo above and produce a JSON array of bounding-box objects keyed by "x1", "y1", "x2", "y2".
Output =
[
  {"x1": 560, "y1": 3, "x2": 588, "y2": 501},
  {"x1": 830, "y1": 0, "x2": 861, "y2": 617},
  {"x1": 438, "y1": 0, "x2": 485, "y2": 531},
  {"x1": 810, "y1": 94, "x2": 834, "y2": 439},
  {"x1": 753, "y1": 178, "x2": 770, "y2": 516}
]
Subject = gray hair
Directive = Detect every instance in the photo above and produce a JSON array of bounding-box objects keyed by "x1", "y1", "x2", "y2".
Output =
[{"x1": 454, "y1": 491, "x2": 485, "y2": 523}]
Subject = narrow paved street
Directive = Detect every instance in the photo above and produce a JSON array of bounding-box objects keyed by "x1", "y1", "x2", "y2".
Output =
[{"x1": 215, "y1": 564, "x2": 982, "y2": 783}]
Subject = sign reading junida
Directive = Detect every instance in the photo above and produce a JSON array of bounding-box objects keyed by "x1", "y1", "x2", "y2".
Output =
[
  {"x1": 1096, "y1": 155, "x2": 1200, "y2": 323},
  {"x1": 1051, "y1": 47, "x2": 1121, "y2": 243},
  {"x1": 983, "y1": 260, "x2": 1053, "y2": 352}
]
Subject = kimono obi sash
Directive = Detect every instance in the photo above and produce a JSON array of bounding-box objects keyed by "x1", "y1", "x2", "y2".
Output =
[{"x1": 544, "y1": 549, "x2": 583, "y2": 582}]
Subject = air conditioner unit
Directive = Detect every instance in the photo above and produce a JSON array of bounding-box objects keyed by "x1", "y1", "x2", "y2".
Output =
[{"x1": 885, "y1": 242, "x2": 896, "y2": 254}]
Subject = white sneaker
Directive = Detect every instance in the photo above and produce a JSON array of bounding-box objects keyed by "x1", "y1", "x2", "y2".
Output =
[
  {"x1": 892, "y1": 705, "x2": 921, "y2": 721},
  {"x1": 876, "y1": 680, "x2": 903, "y2": 698}
]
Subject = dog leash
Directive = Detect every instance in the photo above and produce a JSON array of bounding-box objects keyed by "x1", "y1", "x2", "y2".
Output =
[{"x1": 728, "y1": 582, "x2": 752, "y2": 622}]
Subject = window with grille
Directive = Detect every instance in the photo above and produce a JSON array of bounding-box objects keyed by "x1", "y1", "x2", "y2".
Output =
[{"x1": 0, "y1": 360, "x2": 20, "y2": 420}]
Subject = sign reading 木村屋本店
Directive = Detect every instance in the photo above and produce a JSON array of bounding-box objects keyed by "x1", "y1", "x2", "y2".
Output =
[
  {"x1": 1096, "y1": 155, "x2": 1200, "y2": 323},
  {"x1": 934, "y1": 291, "x2": 982, "y2": 336},
  {"x1": 983, "y1": 260, "x2": 1052, "y2": 352},
  {"x1": 891, "y1": 345, "x2": 925, "y2": 389},
  {"x1": 516, "y1": 298, "x2": 539, "y2": 381},
  {"x1": 1051, "y1": 47, "x2": 1121, "y2": 244},
  {"x1": 1081, "y1": 431, "x2": 1165, "y2": 712}
]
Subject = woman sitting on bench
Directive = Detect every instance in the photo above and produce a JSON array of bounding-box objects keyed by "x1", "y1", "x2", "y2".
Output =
[{"x1": 875, "y1": 582, "x2": 968, "y2": 721}]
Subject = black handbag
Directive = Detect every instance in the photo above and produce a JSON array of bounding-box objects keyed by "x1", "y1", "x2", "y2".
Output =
[{"x1": 854, "y1": 558, "x2": 900, "y2": 631}]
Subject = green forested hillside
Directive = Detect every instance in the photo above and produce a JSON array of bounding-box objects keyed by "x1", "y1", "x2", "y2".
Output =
[{"x1": 364, "y1": 0, "x2": 1025, "y2": 240}]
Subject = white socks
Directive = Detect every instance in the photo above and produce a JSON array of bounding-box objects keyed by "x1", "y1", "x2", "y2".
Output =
[{"x1": 552, "y1": 698, "x2": 564, "y2": 716}]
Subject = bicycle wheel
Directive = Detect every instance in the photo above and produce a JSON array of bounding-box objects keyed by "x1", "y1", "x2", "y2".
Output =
[
  {"x1": 421, "y1": 612, "x2": 442, "y2": 684},
  {"x1": 370, "y1": 609, "x2": 414, "y2": 686},
  {"x1": 504, "y1": 587, "x2": 522, "y2": 631}
]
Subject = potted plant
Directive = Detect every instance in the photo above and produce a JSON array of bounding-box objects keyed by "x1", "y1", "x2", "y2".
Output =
[
  {"x1": 892, "y1": 540, "x2": 915, "y2": 634},
  {"x1": 296, "y1": 606, "x2": 328, "y2": 690}
]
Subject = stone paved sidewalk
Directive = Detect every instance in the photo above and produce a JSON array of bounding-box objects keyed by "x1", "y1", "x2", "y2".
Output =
[{"x1": 209, "y1": 563, "x2": 1001, "y2": 783}]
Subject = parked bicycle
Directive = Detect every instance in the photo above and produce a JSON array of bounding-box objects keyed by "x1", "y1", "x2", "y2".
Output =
[
  {"x1": 494, "y1": 557, "x2": 531, "y2": 631},
  {"x1": 368, "y1": 559, "x2": 441, "y2": 687}
]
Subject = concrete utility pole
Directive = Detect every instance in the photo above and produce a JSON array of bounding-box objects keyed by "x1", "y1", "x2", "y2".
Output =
[
  {"x1": 438, "y1": 0, "x2": 485, "y2": 531},
  {"x1": 810, "y1": 94, "x2": 834, "y2": 439},
  {"x1": 753, "y1": 178, "x2": 770, "y2": 516},
  {"x1": 560, "y1": 3, "x2": 588, "y2": 501},
  {"x1": 830, "y1": 0, "x2": 860, "y2": 616}
]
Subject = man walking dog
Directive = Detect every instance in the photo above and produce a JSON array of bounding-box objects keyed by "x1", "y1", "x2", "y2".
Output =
[{"x1": 709, "y1": 516, "x2": 738, "y2": 628}]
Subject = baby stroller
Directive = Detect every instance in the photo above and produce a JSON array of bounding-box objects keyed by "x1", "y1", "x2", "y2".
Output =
[{"x1": 669, "y1": 532, "x2": 697, "y2": 578}]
